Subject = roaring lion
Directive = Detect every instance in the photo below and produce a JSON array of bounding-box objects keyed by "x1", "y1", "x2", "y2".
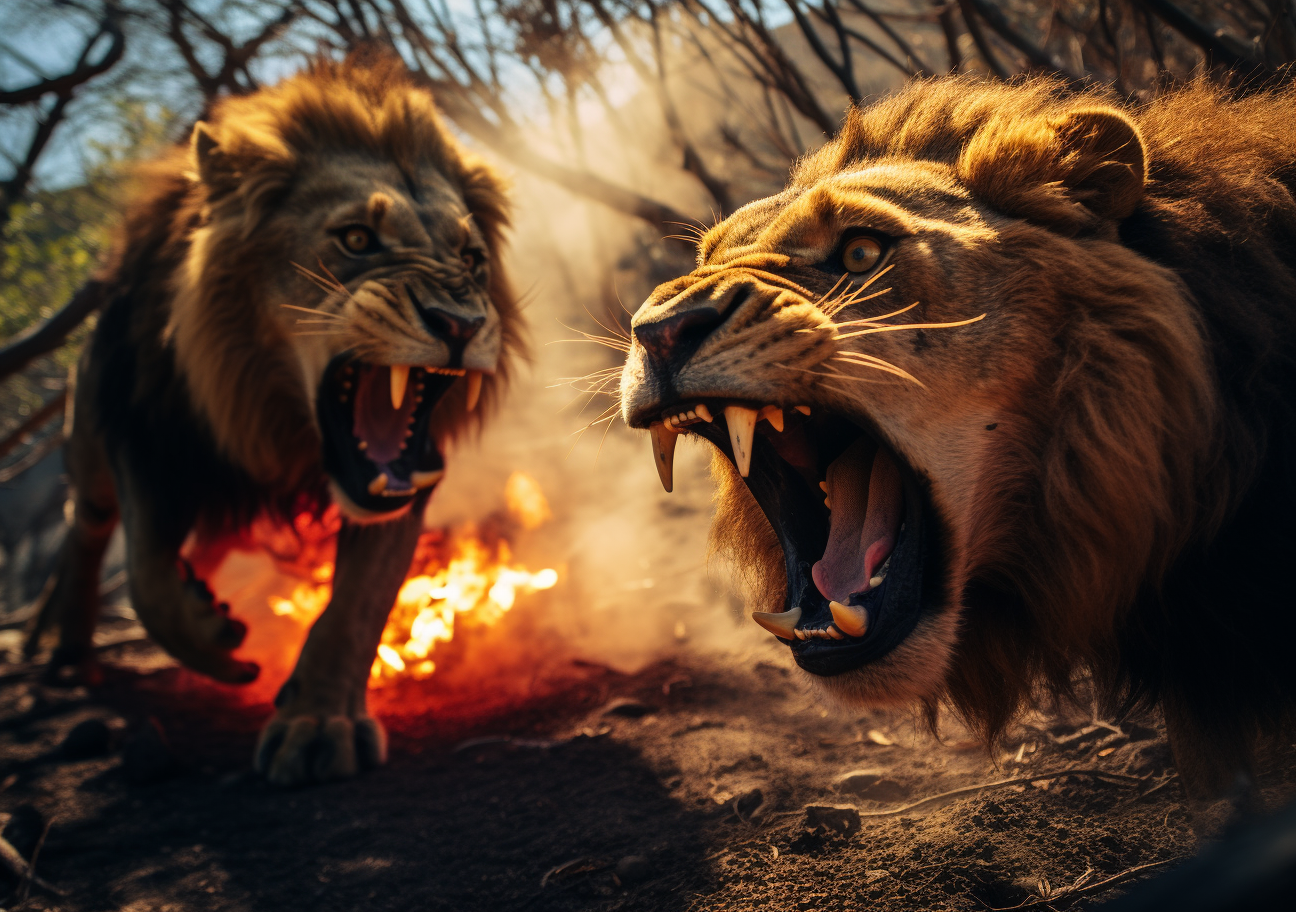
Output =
[
  {"x1": 620, "y1": 77, "x2": 1296, "y2": 805},
  {"x1": 31, "y1": 54, "x2": 521, "y2": 785}
]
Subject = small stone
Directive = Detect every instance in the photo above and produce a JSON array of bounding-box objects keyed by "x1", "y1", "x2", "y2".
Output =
[
  {"x1": 603, "y1": 699, "x2": 655, "y2": 718},
  {"x1": 803, "y1": 805, "x2": 861, "y2": 837},
  {"x1": 122, "y1": 717, "x2": 175, "y2": 785},
  {"x1": 60, "y1": 718, "x2": 112, "y2": 760},
  {"x1": 833, "y1": 769, "x2": 910, "y2": 803},
  {"x1": 735, "y1": 787, "x2": 765, "y2": 820},
  {"x1": 1, "y1": 804, "x2": 45, "y2": 858},
  {"x1": 613, "y1": 854, "x2": 652, "y2": 886}
]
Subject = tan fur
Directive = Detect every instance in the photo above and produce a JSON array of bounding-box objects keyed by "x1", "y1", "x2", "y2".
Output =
[
  {"x1": 623, "y1": 77, "x2": 1296, "y2": 796},
  {"x1": 37, "y1": 53, "x2": 526, "y2": 785}
]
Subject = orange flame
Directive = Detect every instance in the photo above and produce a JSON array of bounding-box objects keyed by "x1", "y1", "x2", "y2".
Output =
[{"x1": 232, "y1": 472, "x2": 558, "y2": 686}]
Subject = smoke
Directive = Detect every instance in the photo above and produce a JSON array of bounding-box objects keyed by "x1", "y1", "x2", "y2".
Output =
[{"x1": 204, "y1": 85, "x2": 788, "y2": 707}]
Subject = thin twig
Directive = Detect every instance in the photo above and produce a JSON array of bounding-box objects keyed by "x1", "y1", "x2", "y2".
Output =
[
  {"x1": 987, "y1": 859, "x2": 1176, "y2": 910},
  {"x1": 857, "y1": 768, "x2": 1151, "y2": 819}
]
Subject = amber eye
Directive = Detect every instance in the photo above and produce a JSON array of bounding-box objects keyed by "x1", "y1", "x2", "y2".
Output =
[
  {"x1": 462, "y1": 249, "x2": 484, "y2": 271},
  {"x1": 341, "y1": 225, "x2": 377, "y2": 254},
  {"x1": 842, "y1": 235, "x2": 884, "y2": 274}
]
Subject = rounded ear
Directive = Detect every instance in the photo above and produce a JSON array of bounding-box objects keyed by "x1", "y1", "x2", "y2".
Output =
[
  {"x1": 190, "y1": 122, "x2": 238, "y2": 197},
  {"x1": 959, "y1": 103, "x2": 1147, "y2": 231},
  {"x1": 1049, "y1": 106, "x2": 1146, "y2": 221}
]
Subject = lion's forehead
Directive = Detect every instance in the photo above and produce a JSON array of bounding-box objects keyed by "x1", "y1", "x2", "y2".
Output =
[
  {"x1": 288, "y1": 157, "x2": 471, "y2": 248},
  {"x1": 702, "y1": 159, "x2": 982, "y2": 266}
]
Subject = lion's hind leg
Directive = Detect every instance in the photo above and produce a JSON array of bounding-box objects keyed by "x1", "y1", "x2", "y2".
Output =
[
  {"x1": 115, "y1": 469, "x2": 259, "y2": 684},
  {"x1": 24, "y1": 383, "x2": 119, "y2": 684}
]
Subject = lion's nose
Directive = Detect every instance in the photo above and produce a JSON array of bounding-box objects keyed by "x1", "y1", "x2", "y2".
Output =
[
  {"x1": 418, "y1": 306, "x2": 485, "y2": 343},
  {"x1": 634, "y1": 304, "x2": 725, "y2": 366}
]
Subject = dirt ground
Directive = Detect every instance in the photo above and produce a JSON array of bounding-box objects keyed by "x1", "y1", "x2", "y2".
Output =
[{"x1": 0, "y1": 621, "x2": 1196, "y2": 912}]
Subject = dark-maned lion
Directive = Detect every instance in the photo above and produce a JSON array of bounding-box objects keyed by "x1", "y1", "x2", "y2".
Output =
[
  {"x1": 32, "y1": 54, "x2": 522, "y2": 785},
  {"x1": 620, "y1": 77, "x2": 1296, "y2": 808}
]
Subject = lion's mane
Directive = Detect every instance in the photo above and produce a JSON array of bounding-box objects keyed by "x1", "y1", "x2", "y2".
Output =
[
  {"x1": 90, "y1": 52, "x2": 521, "y2": 539},
  {"x1": 712, "y1": 78, "x2": 1296, "y2": 782}
]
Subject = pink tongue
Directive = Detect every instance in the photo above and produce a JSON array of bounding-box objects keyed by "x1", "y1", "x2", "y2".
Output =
[
  {"x1": 811, "y1": 439, "x2": 904, "y2": 604},
  {"x1": 353, "y1": 365, "x2": 416, "y2": 464}
]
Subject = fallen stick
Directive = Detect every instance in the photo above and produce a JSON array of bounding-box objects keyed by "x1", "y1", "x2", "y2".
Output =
[
  {"x1": 16, "y1": 816, "x2": 53, "y2": 903},
  {"x1": 856, "y1": 768, "x2": 1150, "y2": 819},
  {"x1": 987, "y1": 859, "x2": 1176, "y2": 910},
  {"x1": 0, "y1": 831, "x2": 66, "y2": 897}
]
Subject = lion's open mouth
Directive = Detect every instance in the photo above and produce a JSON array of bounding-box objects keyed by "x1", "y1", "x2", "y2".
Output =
[
  {"x1": 649, "y1": 402, "x2": 940, "y2": 676},
  {"x1": 317, "y1": 354, "x2": 460, "y2": 515}
]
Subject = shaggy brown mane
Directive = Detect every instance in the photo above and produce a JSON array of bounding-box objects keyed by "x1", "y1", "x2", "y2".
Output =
[
  {"x1": 106, "y1": 52, "x2": 523, "y2": 491},
  {"x1": 37, "y1": 53, "x2": 526, "y2": 783},
  {"x1": 693, "y1": 77, "x2": 1296, "y2": 793}
]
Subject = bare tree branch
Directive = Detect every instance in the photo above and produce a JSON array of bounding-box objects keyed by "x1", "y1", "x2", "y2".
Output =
[
  {"x1": 0, "y1": 282, "x2": 108, "y2": 384},
  {"x1": 1138, "y1": 0, "x2": 1263, "y2": 73},
  {"x1": 0, "y1": 13, "x2": 125, "y2": 233}
]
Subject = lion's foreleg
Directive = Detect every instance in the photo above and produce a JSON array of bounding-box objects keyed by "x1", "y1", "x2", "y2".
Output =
[
  {"x1": 254, "y1": 503, "x2": 425, "y2": 786},
  {"x1": 116, "y1": 469, "x2": 258, "y2": 684}
]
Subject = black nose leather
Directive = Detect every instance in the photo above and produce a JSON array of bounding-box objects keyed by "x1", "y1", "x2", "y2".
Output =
[
  {"x1": 635, "y1": 305, "x2": 723, "y2": 365},
  {"x1": 406, "y1": 284, "x2": 486, "y2": 352},
  {"x1": 418, "y1": 306, "x2": 485, "y2": 343}
]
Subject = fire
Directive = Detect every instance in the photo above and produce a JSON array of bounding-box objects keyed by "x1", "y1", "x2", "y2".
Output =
[
  {"x1": 369, "y1": 536, "x2": 558, "y2": 684},
  {"x1": 247, "y1": 471, "x2": 558, "y2": 686}
]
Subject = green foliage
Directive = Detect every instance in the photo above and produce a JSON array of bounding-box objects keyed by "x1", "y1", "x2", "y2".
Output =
[{"x1": 0, "y1": 99, "x2": 177, "y2": 438}]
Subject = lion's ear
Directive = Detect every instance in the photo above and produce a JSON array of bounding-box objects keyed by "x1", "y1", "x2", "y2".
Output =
[
  {"x1": 1049, "y1": 107, "x2": 1146, "y2": 221},
  {"x1": 191, "y1": 122, "x2": 239, "y2": 197},
  {"x1": 959, "y1": 104, "x2": 1147, "y2": 231}
]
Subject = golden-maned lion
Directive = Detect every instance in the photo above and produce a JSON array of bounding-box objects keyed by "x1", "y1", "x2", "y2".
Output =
[
  {"x1": 620, "y1": 77, "x2": 1296, "y2": 807},
  {"x1": 32, "y1": 54, "x2": 521, "y2": 785}
]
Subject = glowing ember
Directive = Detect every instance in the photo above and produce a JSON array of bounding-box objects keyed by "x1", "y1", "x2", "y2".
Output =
[{"x1": 252, "y1": 472, "x2": 558, "y2": 686}]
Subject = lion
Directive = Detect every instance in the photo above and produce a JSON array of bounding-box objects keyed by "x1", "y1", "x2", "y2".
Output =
[
  {"x1": 27, "y1": 53, "x2": 522, "y2": 785},
  {"x1": 620, "y1": 76, "x2": 1296, "y2": 810}
]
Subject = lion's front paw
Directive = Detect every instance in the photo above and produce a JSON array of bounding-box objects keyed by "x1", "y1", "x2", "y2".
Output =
[
  {"x1": 253, "y1": 711, "x2": 387, "y2": 786},
  {"x1": 165, "y1": 570, "x2": 259, "y2": 684}
]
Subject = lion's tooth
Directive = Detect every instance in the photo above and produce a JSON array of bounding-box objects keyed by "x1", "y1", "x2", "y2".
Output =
[
  {"x1": 695, "y1": 403, "x2": 713, "y2": 423},
  {"x1": 794, "y1": 405, "x2": 811, "y2": 415},
  {"x1": 827, "y1": 626, "x2": 845, "y2": 640},
  {"x1": 650, "y1": 421, "x2": 678, "y2": 493},
  {"x1": 368, "y1": 474, "x2": 388, "y2": 496},
  {"x1": 465, "y1": 370, "x2": 483, "y2": 412},
  {"x1": 724, "y1": 404, "x2": 757, "y2": 477},
  {"x1": 752, "y1": 606, "x2": 801, "y2": 638},
  {"x1": 828, "y1": 600, "x2": 868, "y2": 638},
  {"x1": 870, "y1": 575, "x2": 884, "y2": 588},
  {"x1": 412, "y1": 469, "x2": 445, "y2": 488},
  {"x1": 390, "y1": 365, "x2": 410, "y2": 409},
  {"x1": 758, "y1": 405, "x2": 784, "y2": 433}
]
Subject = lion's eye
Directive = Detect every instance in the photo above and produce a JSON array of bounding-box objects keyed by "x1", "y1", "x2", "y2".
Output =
[
  {"x1": 842, "y1": 235, "x2": 884, "y2": 274},
  {"x1": 340, "y1": 225, "x2": 378, "y2": 255},
  {"x1": 462, "y1": 249, "x2": 484, "y2": 272}
]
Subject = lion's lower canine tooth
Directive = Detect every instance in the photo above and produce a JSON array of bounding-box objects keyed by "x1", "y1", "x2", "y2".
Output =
[
  {"x1": 695, "y1": 403, "x2": 713, "y2": 422},
  {"x1": 368, "y1": 474, "x2": 388, "y2": 496},
  {"x1": 758, "y1": 405, "x2": 784, "y2": 432},
  {"x1": 829, "y1": 600, "x2": 868, "y2": 637},
  {"x1": 752, "y1": 606, "x2": 801, "y2": 638},
  {"x1": 411, "y1": 469, "x2": 445, "y2": 488},
  {"x1": 794, "y1": 405, "x2": 811, "y2": 415},
  {"x1": 390, "y1": 364, "x2": 410, "y2": 409},
  {"x1": 725, "y1": 404, "x2": 758, "y2": 477},
  {"x1": 649, "y1": 421, "x2": 678, "y2": 493},
  {"x1": 465, "y1": 370, "x2": 483, "y2": 412}
]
